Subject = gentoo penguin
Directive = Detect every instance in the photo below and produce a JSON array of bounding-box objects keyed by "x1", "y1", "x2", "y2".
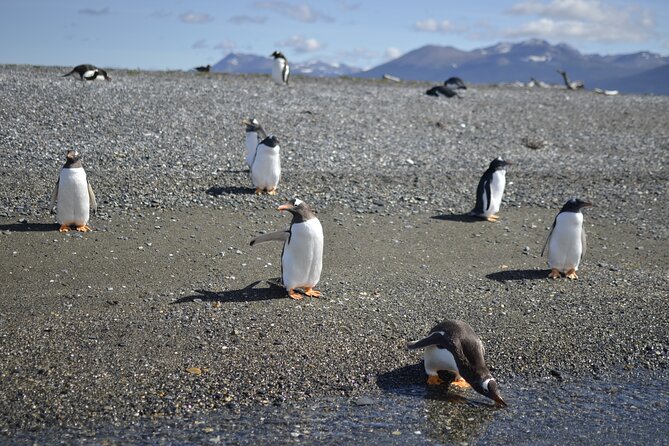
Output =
[
  {"x1": 426, "y1": 85, "x2": 458, "y2": 98},
  {"x1": 242, "y1": 117, "x2": 268, "y2": 169},
  {"x1": 63, "y1": 64, "x2": 111, "y2": 81},
  {"x1": 444, "y1": 76, "x2": 467, "y2": 90},
  {"x1": 195, "y1": 64, "x2": 211, "y2": 72},
  {"x1": 407, "y1": 319, "x2": 507, "y2": 407},
  {"x1": 250, "y1": 135, "x2": 281, "y2": 195},
  {"x1": 250, "y1": 198, "x2": 324, "y2": 300},
  {"x1": 542, "y1": 198, "x2": 592, "y2": 279},
  {"x1": 470, "y1": 157, "x2": 512, "y2": 222},
  {"x1": 270, "y1": 51, "x2": 290, "y2": 85},
  {"x1": 49, "y1": 149, "x2": 97, "y2": 232},
  {"x1": 557, "y1": 70, "x2": 584, "y2": 90}
]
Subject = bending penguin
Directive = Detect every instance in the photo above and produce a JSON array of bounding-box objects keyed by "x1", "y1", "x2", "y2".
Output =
[
  {"x1": 444, "y1": 76, "x2": 467, "y2": 90},
  {"x1": 250, "y1": 135, "x2": 281, "y2": 195},
  {"x1": 250, "y1": 198, "x2": 324, "y2": 300},
  {"x1": 49, "y1": 149, "x2": 97, "y2": 232},
  {"x1": 242, "y1": 117, "x2": 267, "y2": 169},
  {"x1": 470, "y1": 157, "x2": 512, "y2": 222},
  {"x1": 408, "y1": 319, "x2": 507, "y2": 407},
  {"x1": 270, "y1": 51, "x2": 290, "y2": 85},
  {"x1": 63, "y1": 64, "x2": 111, "y2": 81},
  {"x1": 542, "y1": 198, "x2": 592, "y2": 279}
]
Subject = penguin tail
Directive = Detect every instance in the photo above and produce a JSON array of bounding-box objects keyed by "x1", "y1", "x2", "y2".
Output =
[{"x1": 62, "y1": 71, "x2": 74, "y2": 77}]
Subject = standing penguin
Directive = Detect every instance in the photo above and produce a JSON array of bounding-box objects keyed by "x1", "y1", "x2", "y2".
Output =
[
  {"x1": 250, "y1": 198, "x2": 324, "y2": 300},
  {"x1": 242, "y1": 117, "x2": 268, "y2": 169},
  {"x1": 542, "y1": 198, "x2": 592, "y2": 279},
  {"x1": 407, "y1": 319, "x2": 507, "y2": 407},
  {"x1": 49, "y1": 149, "x2": 97, "y2": 232},
  {"x1": 270, "y1": 51, "x2": 290, "y2": 85},
  {"x1": 251, "y1": 135, "x2": 281, "y2": 195},
  {"x1": 470, "y1": 157, "x2": 512, "y2": 222},
  {"x1": 63, "y1": 64, "x2": 111, "y2": 81}
]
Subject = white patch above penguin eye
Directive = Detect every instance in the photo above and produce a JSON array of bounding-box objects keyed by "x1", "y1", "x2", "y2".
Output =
[
  {"x1": 482, "y1": 378, "x2": 494, "y2": 392},
  {"x1": 293, "y1": 198, "x2": 304, "y2": 206}
]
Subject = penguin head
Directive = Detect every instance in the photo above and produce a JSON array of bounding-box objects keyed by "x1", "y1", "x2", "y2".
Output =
[
  {"x1": 271, "y1": 51, "x2": 286, "y2": 60},
  {"x1": 475, "y1": 378, "x2": 507, "y2": 407},
  {"x1": 242, "y1": 117, "x2": 262, "y2": 132},
  {"x1": 65, "y1": 149, "x2": 81, "y2": 162},
  {"x1": 260, "y1": 135, "x2": 280, "y2": 148},
  {"x1": 489, "y1": 157, "x2": 512, "y2": 171},
  {"x1": 560, "y1": 198, "x2": 592, "y2": 213},
  {"x1": 278, "y1": 198, "x2": 314, "y2": 222},
  {"x1": 97, "y1": 69, "x2": 111, "y2": 81}
]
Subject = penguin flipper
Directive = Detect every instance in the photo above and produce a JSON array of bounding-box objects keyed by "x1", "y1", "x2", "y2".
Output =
[
  {"x1": 407, "y1": 331, "x2": 453, "y2": 350},
  {"x1": 581, "y1": 226, "x2": 587, "y2": 260},
  {"x1": 88, "y1": 182, "x2": 97, "y2": 212},
  {"x1": 283, "y1": 65, "x2": 290, "y2": 85},
  {"x1": 541, "y1": 218, "x2": 557, "y2": 257},
  {"x1": 250, "y1": 230, "x2": 289, "y2": 246},
  {"x1": 49, "y1": 180, "x2": 59, "y2": 213},
  {"x1": 471, "y1": 175, "x2": 487, "y2": 215}
]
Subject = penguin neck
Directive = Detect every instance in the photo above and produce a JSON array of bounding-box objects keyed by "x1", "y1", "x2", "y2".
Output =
[
  {"x1": 289, "y1": 208, "x2": 315, "y2": 224},
  {"x1": 64, "y1": 159, "x2": 82, "y2": 168}
]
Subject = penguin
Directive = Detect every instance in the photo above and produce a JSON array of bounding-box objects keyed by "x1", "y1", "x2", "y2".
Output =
[
  {"x1": 250, "y1": 198, "x2": 324, "y2": 300},
  {"x1": 407, "y1": 319, "x2": 507, "y2": 407},
  {"x1": 250, "y1": 135, "x2": 281, "y2": 195},
  {"x1": 470, "y1": 157, "x2": 512, "y2": 222},
  {"x1": 63, "y1": 64, "x2": 111, "y2": 81},
  {"x1": 49, "y1": 149, "x2": 97, "y2": 232},
  {"x1": 195, "y1": 64, "x2": 211, "y2": 73},
  {"x1": 557, "y1": 70, "x2": 584, "y2": 90},
  {"x1": 542, "y1": 198, "x2": 592, "y2": 279},
  {"x1": 444, "y1": 76, "x2": 467, "y2": 90},
  {"x1": 242, "y1": 118, "x2": 268, "y2": 169},
  {"x1": 426, "y1": 85, "x2": 459, "y2": 98},
  {"x1": 270, "y1": 51, "x2": 290, "y2": 85}
]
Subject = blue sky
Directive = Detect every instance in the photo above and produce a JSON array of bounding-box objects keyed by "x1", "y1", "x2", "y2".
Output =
[{"x1": 1, "y1": 0, "x2": 668, "y2": 70}]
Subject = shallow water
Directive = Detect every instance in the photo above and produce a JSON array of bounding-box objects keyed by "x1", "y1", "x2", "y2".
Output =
[{"x1": 8, "y1": 371, "x2": 669, "y2": 445}]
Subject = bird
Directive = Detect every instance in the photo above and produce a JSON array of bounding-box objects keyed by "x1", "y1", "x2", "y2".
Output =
[
  {"x1": 62, "y1": 64, "x2": 111, "y2": 81},
  {"x1": 49, "y1": 149, "x2": 97, "y2": 232},
  {"x1": 242, "y1": 118, "x2": 268, "y2": 169},
  {"x1": 444, "y1": 76, "x2": 467, "y2": 90},
  {"x1": 270, "y1": 51, "x2": 290, "y2": 85},
  {"x1": 250, "y1": 198, "x2": 324, "y2": 300},
  {"x1": 470, "y1": 157, "x2": 512, "y2": 222},
  {"x1": 557, "y1": 70, "x2": 584, "y2": 90},
  {"x1": 407, "y1": 319, "x2": 507, "y2": 407},
  {"x1": 195, "y1": 64, "x2": 211, "y2": 73},
  {"x1": 425, "y1": 85, "x2": 459, "y2": 98},
  {"x1": 250, "y1": 135, "x2": 281, "y2": 195},
  {"x1": 542, "y1": 198, "x2": 592, "y2": 279}
]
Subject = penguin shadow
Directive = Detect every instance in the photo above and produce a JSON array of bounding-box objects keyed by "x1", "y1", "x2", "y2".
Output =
[
  {"x1": 171, "y1": 280, "x2": 286, "y2": 305},
  {"x1": 431, "y1": 213, "x2": 482, "y2": 223},
  {"x1": 0, "y1": 222, "x2": 59, "y2": 232},
  {"x1": 206, "y1": 185, "x2": 256, "y2": 196},
  {"x1": 486, "y1": 269, "x2": 548, "y2": 282},
  {"x1": 376, "y1": 364, "x2": 487, "y2": 407}
]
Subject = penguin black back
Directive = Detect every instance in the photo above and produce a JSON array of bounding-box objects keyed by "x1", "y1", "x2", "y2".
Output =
[
  {"x1": 426, "y1": 85, "x2": 458, "y2": 98},
  {"x1": 445, "y1": 76, "x2": 467, "y2": 89}
]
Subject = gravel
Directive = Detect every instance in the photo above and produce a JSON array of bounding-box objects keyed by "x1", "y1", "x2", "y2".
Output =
[{"x1": 0, "y1": 64, "x2": 667, "y2": 439}]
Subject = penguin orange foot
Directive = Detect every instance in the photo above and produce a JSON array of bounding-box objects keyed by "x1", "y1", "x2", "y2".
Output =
[
  {"x1": 566, "y1": 269, "x2": 578, "y2": 280},
  {"x1": 427, "y1": 375, "x2": 444, "y2": 385},
  {"x1": 75, "y1": 225, "x2": 92, "y2": 232},
  {"x1": 267, "y1": 188, "x2": 278, "y2": 195},
  {"x1": 59, "y1": 224, "x2": 70, "y2": 232},
  {"x1": 549, "y1": 268, "x2": 561, "y2": 279},
  {"x1": 287, "y1": 289, "x2": 303, "y2": 300},
  {"x1": 254, "y1": 188, "x2": 263, "y2": 195},
  {"x1": 451, "y1": 378, "x2": 471, "y2": 388},
  {"x1": 486, "y1": 215, "x2": 500, "y2": 222},
  {"x1": 304, "y1": 287, "x2": 321, "y2": 297}
]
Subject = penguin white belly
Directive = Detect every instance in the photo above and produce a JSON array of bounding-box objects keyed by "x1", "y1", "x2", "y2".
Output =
[
  {"x1": 57, "y1": 168, "x2": 90, "y2": 226},
  {"x1": 485, "y1": 170, "x2": 506, "y2": 216},
  {"x1": 251, "y1": 147, "x2": 280, "y2": 190},
  {"x1": 245, "y1": 132, "x2": 258, "y2": 167},
  {"x1": 282, "y1": 219, "x2": 323, "y2": 290},
  {"x1": 424, "y1": 345, "x2": 462, "y2": 379},
  {"x1": 272, "y1": 59, "x2": 287, "y2": 84},
  {"x1": 548, "y1": 212, "x2": 584, "y2": 272}
]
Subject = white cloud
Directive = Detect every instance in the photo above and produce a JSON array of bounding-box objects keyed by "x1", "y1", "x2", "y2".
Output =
[
  {"x1": 277, "y1": 35, "x2": 324, "y2": 53},
  {"x1": 505, "y1": 0, "x2": 655, "y2": 43},
  {"x1": 337, "y1": 48, "x2": 379, "y2": 61},
  {"x1": 385, "y1": 47, "x2": 402, "y2": 60},
  {"x1": 254, "y1": 1, "x2": 333, "y2": 23},
  {"x1": 179, "y1": 11, "x2": 214, "y2": 24},
  {"x1": 78, "y1": 7, "x2": 110, "y2": 16},
  {"x1": 229, "y1": 15, "x2": 267, "y2": 24},
  {"x1": 413, "y1": 18, "x2": 457, "y2": 33},
  {"x1": 192, "y1": 39, "x2": 208, "y2": 49}
]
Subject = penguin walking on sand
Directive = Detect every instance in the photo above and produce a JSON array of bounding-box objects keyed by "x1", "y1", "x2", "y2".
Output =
[
  {"x1": 250, "y1": 198, "x2": 324, "y2": 300},
  {"x1": 63, "y1": 64, "x2": 111, "y2": 81},
  {"x1": 250, "y1": 135, "x2": 281, "y2": 194},
  {"x1": 195, "y1": 64, "x2": 211, "y2": 73},
  {"x1": 270, "y1": 51, "x2": 290, "y2": 85},
  {"x1": 470, "y1": 157, "x2": 512, "y2": 222},
  {"x1": 242, "y1": 118, "x2": 268, "y2": 169},
  {"x1": 444, "y1": 76, "x2": 467, "y2": 90},
  {"x1": 49, "y1": 149, "x2": 97, "y2": 232},
  {"x1": 542, "y1": 198, "x2": 592, "y2": 279},
  {"x1": 407, "y1": 319, "x2": 507, "y2": 407}
]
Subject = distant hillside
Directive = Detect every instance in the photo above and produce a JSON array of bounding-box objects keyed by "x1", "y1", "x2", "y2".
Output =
[
  {"x1": 212, "y1": 53, "x2": 361, "y2": 78},
  {"x1": 595, "y1": 64, "x2": 669, "y2": 95}
]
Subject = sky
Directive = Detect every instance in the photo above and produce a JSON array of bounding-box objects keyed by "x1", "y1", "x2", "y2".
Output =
[{"x1": 1, "y1": 0, "x2": 668, "y2": 71}]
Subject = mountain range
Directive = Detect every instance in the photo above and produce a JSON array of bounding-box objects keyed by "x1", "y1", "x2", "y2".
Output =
[{"x1": 211, "y1": 39, "x2": 669, "y2": 95}]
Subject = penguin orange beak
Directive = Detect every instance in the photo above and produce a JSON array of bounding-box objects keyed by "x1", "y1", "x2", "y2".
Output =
[
  {"x1": 582, "y1": 202, "x2": 593, "y2": 207},
  {"x1": 278, "y1": 203, "x2": 293, "y2": 211},
  {"x1": 492, "y1": 393, "x2": 508, "y2": 408}
]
